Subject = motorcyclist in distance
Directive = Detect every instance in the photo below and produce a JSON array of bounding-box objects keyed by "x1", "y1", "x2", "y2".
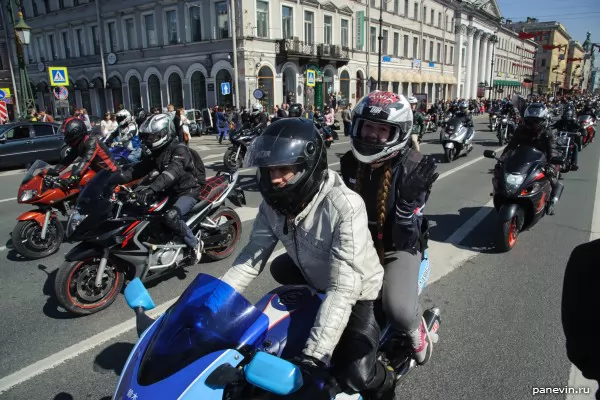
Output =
[
  {"x1": 287, "y1": 103, "x2": 304, "y2": 118},
  {"x1": 551, "y1": 107, "x2": 580, "y2": 171},
  {"x1": 250, "y1": 103, "x2": 268, "y2": 132},
  {"x1": 453, "y1": 101, "x2": 475, "y2": 144},
  {"x1": 47, "y1": 118, "x2": 118, "y2": 183},
  {"x1": 578, "y1": 100, "x2": 597, "y2": 121},
  {"x1": 502, "y1": 103, "x2": 563, "y2": 215},
  {"x1": 407, "y1": 96, "x2": 424, "y2": 151}
]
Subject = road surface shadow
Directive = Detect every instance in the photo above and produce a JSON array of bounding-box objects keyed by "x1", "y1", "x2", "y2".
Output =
[
  {"x1": 93, "y1": 342, "x2": 135, "y2": 376},
  {"x1": 428, "y1": 151, "x2": 470, "y2": 164},
  {"x1": 477, "y1": 140, "x2": 502, "y2": 147},
  {"x1": 427, "y1": 206, "x2": 490, "y2": 244},
  {"x1": 38, "y1": 264, "x2": 80, "y2": 320},
  {"x1": 53, "y1": 393, "x2": 74, "y2": 400}
]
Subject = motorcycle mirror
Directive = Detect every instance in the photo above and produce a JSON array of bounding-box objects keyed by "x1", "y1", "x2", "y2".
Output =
[
  {"x1": 124, "y1": 278, "x2": 156, "y2": 311},
  {"x1": 244, "y1": 352, "x2": 303, "y2": 395},
  {"x1": 483, "y1": 150, "x2": 496, "y2": 159}
]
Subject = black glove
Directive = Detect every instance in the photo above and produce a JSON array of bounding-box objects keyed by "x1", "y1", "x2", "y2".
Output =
[
  {"x1": 292, "y1": 355, "x2": 330, "y2": 393},
  {"x1": 398, "y1": 156, "x2": 439, "y2": 203},
  {"x1": 136, "y1": 188, "x2": 154, "y2": 205},
  {"x1": 46, "y1": 167, "x2": 60, "y2": 177}
]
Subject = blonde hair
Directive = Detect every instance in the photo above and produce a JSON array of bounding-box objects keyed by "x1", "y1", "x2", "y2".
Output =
[{"x1": 354, "y1": 161, "x2": 393, "y2": 263}]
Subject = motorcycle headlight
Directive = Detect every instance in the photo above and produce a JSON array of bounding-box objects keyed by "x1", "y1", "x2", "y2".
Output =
[
  {"x1": 19, "y1": 189, "x2": 38, "y2": 203},
  {"x1": 66, "y1": 211, "x2": 88, "y2": 238},
  {"x1": 505, "y1": 174, "x2": 524, "y2": 191},
  {"x1": 502, "y1": 118, "x2": 508, "y2": 123}
]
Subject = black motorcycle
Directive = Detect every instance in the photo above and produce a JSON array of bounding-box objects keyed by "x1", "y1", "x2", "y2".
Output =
[
  {"x1": 483, "y1": 147, "x2": 563, "y2": 252},
  {"x1": 54, "y1": 169, "x2": 246, "y2": 315},
  {"x1": 223, "y1": 126, "x2": 260, "y2": 171}
]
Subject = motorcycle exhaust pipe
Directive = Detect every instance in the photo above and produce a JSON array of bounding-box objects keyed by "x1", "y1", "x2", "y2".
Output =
[{"x1": 552, "y1": 182, "x2": 564, "y2": 204}]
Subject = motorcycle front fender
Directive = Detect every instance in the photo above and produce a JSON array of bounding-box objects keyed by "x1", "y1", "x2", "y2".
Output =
[
  {"x1": 499, "y1": 203, "x2": 520, "y2": 223},
  {"x1": 65, "y1": 242, "x2": 105, "y2": 262},
  {"x1": 17, "y1": 210, "x2": 56, "y2": 225},
  {"x1": 444, "y1": 142, "x2": 455, "y2": 149}
]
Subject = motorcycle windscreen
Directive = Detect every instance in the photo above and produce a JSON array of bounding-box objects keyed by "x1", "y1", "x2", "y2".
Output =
[
  {"x1": 503, "y1": 146, "x2": 546, "y2": 175},
  {"x1": 21, "y1": 160, "x2": 52, "y2": 184},
  {"x1": 75, "y1": 169, "x2": 117, "y2": 216},
  {"x1": 137, "y1": 273, "x2": 269, "y2": 385}
]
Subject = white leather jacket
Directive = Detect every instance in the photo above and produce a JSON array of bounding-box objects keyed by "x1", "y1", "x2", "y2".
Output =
[{"x1": 221, "y1": 170, "x2": 384, "y2": 365}]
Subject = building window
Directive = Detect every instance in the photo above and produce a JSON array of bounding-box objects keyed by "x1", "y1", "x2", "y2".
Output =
[
  {"x1": 404, "y1": 0, "x2": 409, "y2": 16},
  {"x1": 393, "y1": 32, "x2": 399, "y2": 56},
  {"x1": 74, "y1": 0, "x2": 79, "y2": 5},
  {"x1": 413, "y1": 3, "x2": 418, "y2": 20},
  {"x1": 370, "y1": 27, "x2": 377, "y2": 53},
  {"x1": 382, "y1": 29, "x2": 388, "y2": 54},
  {"x1": 148, "y1": 74, "x2": 162, "y2": 108},
  {"x1": 437, "y1": 43, "x2": 441, "y2": 63},
  {"x1": 541, "y1": 58, "x2": 546, "y2": 67},
  {"x1": 423, "y1": 6, "x2": 427, "y2": 23},
  {"x1": 36, "y1": 36, "x2": 45, "y2": 61},
  {"x1": 43, "y1": 0, "x2": 50, "y2": 13},
  {"x1": 394, "y1": 0, "x2": 399, "y2": 13},
  {"x1": 403, "y1": 34, "x2": 409, "y2": 57},
  {"x1": 282, "y1": 6, "x2": 293, "y2": 39},
  {"x1": 450, "y1": 45, "x2": 453, "y2": 64},
  {"x1": 324, "y1": 15, "x2": 332, "y2": 45},
  {"x1": 191, "y1": 71, "x2": 207, "y2": 109},
  {"x1": 58, "y1": 0, "x2": 64, "y2": 10},
  {"x1": 48, "y1": 34, "x2": 57, "y2": 59},
  {"x1": 341, "y1": 19, "x2": 349, "y2": 47},
  {"x1": 304, "y1": 11, "x2": 313, "y2": 44},
  {"x1": 32, "y1": 1, "x2": 39, "y2": 17},
  {"x1": 256, "y1": 1, "x2": 269, "y2": 38},
  {"x1": 429, "y1": 41, "x2": 433, "y2": 61},
  {"x1": 129, "y1": 76, "x2": 141, "y2": 111},
  {"x1": 422, "y1": 39, "x2": 426, "y2": 59},
  {"x1": 430, "y1": 9, "x2": 434, "y2": 25},
  {"x1": 444, "y1": 44, "x2": 447, "y2": 64},
  {"x1": 61, "y1": 31, "x2": 70, "y2": 58},
  {"x1": 215, "y1": 2, "x2": 229, "y2": 39},
  {"x1": 189, "y1": 6, "x2": 202, "y2": 42},
  {"x1": 144, "y1": 14, "x2": 157, "y2": 47},
  {"x1": 461, "y1": 47, "x2": 465, "y2": 67},
  {"x1": 124, "y1": 18, "x2": 136, "y2": 50},
  {"x1": 412, "y1": 37, "x2": 418, "y2": 58},
  {"x1": 438, "y1": 12, "x2": 442, "y2": 28},
  {"x1": 166, "y1": 10, "x2": 178, "y2": 44},
  {"x1": 106, "y1": 21, "x2": 117, "y2": 52},
  {"x1": 76, "y1": 28, "x2": 84, "y2": 56},
  {"x1": 370, "y1": 0, "x2": 376, "y2": 7},
  {"x1": 91, "y1": 26, "x2": 100, "y2": 54}
]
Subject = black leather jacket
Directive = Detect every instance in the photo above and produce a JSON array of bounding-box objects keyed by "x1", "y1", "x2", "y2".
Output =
[
  {"x1": 578, "y1": 107, "x2": 597, "y2": 119},
  {"x1": 58, "y1": 134, "x2": 118, "y2": 177},
  {"x1": 453, "y1": 110, "x2": 473, "y2": 126},
  {"x1": 124, "y1": 142, "x2": 205, "y2": 197},
  {"x1": 504, "y1": 125, "x2": 557, "y2": 159},
  {"x1": 552, "y1": 119, "x2": 580, "y2": 133},
  {"x1": 340, "y1": 149, "x2": 428, "y2": 254},
  {"x1": 252, "y1": 112, "x2": 268, "y2": 131}
]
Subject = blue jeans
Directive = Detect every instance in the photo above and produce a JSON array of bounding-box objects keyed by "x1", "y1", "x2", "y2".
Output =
[{"x1": 163, "y1": 195, "x2": 199, "y2": 249}]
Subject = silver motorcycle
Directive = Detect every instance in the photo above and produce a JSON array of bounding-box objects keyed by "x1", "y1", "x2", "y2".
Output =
[{"x1": 441, "y1": 117, "x2": 474, "y2": 163}]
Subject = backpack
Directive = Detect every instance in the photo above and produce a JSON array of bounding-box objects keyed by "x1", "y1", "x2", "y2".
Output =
[{"x1": 178, "y1": 144, "x2": 206, "y2": 183}]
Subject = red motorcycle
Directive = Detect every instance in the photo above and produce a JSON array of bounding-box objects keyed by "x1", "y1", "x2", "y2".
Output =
[
  {"x1": 13, "y1": 160, "x2": 96, "y2": 259},
  {"x1": 578, "y1": 115, "x2": 596, "y2": 147}
]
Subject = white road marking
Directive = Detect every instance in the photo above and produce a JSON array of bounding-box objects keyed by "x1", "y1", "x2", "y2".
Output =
[
  {"x1": 201, "y1": 154, "x2": 223, "y2": 161},
  {"x1": 0, "y1": 169, "x2": 26, "y2": 177},
  {"x1": 0, "y1": 246, "x2": 6, "y2": 252},
  {"x1": 565, "y1": 149, "x2": 600, "y2": 400},
  {"x1": 0, "y1": 197, "x2": 16, "y2": 203},
  {"x1": 436, "y1": 146, "x2": 505, "y2": 181}
]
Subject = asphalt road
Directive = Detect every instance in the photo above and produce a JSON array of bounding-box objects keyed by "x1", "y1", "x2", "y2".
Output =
[{"x1": 0, "y1": 115, "x2": 597, "y2": 400}]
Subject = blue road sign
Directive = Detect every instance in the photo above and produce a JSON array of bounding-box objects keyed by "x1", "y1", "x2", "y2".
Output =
[
  {"x1": 221, "y1": 82, "x2": 231, "y2": 96},
  {"x1": 0, "y1": 90, "x2": 6, "y2": 100}
]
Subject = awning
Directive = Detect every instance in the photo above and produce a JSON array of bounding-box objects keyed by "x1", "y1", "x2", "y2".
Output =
[
  {"x1": 393, "y1": 70, "x2": 406, "y2": 81},
  {"x1": 412, "y1": 73, "x2": 423, "y2": 83},
  {"x1": 493, "y1": 80, "x2": 521, "y2": 87},
  {"x1": 382, "y1": 69, "x2": 394, "y2": 81}
]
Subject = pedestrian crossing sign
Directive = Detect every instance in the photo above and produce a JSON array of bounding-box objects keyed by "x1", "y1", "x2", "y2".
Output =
[{"x1": 49, "y1": 67, "x2": 69, "y2": 86}]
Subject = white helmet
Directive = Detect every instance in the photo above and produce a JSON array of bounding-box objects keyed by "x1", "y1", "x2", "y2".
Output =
[
  {"x1": 407, "y1": 96, "x2": 418, "y2": 105},
  {"x1": 351, "y1": 91, "x2": 413, "y2": 164},
  {"x1": 115, "y1": 109, "x2": 133, "y2": 129},
  {"x1": 251, "y1": 103, "x2": 263, "y2": 114}
]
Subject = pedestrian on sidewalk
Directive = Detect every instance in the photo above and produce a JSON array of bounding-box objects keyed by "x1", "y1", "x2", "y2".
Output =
[{"x1": 342, "y1": 105, "x2": 352, "y2": 136}]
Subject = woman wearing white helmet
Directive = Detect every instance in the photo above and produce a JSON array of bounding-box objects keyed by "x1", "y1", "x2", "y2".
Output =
[
  {"x1": 340, "y1": 90, "x2": 441, "y2": 374},
  {"x1": 407, "y1": 96, "x2": 425, "y2": 151}
]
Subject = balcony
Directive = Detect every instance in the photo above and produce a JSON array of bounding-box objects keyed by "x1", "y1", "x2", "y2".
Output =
[{"x1": 276, "y1": 39, "x2": 351, "y2": 68}]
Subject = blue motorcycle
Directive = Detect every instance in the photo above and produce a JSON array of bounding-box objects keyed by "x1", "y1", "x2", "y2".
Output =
[{"x1": 114, "y1": 252, "x2": 440, "y2": 399}]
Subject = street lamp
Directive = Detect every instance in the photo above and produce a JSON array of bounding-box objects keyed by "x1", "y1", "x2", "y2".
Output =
[
  {"x1": 14, "y1": 12, "x2": 31, "y2": 45},
  {"x1": 7, "y1": 3, "x2": 35, "y2": 119},
  {"x1": 488, "y1": 34, "x2": 498, "y2": 101}
]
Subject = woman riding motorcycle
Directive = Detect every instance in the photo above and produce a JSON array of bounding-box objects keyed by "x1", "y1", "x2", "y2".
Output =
[
  {"x1": 218, "y1": 118, "x2": 395, "y2": 399},
  {"x1": 551, "y1": 107, "x2": 580, "y2": 170},
  {"x1": 340, "y1": 91, "x2": 439, "y2": 368}
]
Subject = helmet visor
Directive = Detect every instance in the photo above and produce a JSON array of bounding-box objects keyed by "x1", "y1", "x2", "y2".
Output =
[{"x1": 243, "y1": 135, "x2": 317, "y2": 168}]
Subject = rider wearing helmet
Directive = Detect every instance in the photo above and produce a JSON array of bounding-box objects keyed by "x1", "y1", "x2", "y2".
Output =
[
  {"x1": 340, "y1": 91, "x2": 440, "y2": 370},
  {"x1": 250, "y1": 103, "x2": 268, "y2": 131},
  {"x1": 135, "y1": 108, "x2": 150, "y2": 126},
  {"x1": 47, "y1": 117, "x2": 118, "y2": 182},
  {"x1": 407, "y1": 96, "x2": 424, "y2": 151},
  {"x1": 578, "y1": 100, "x2": 597, "y2": 120},
  {"x1": 551, "y1": 107, "x2": 580, "y2": 170},
  {"x1": 105, "y1": 109, "x2": 142, "y2": 162},
  {"x1": 503, "y1": 103, "x2": 562, "y2": 215},
  {"x1": 287, "y1": 103, "x2": 303, "y2": 118},
  {"x1": 219, "y1": 118, "x2": 392, "y2": 399},
  {"x1": 120, "y1": 114, "x2": 206, "y2": 265}
]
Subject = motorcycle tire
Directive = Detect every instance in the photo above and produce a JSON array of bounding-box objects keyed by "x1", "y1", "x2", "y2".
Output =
[
  {"x1": 325, "y1": 141, "x2": 332, "y2": 148},
  {"x1": 444, "y1": 148, "x2": 454, "y2": 163},
  {"x1": 54, "y1": 257, "x2": 124, "y2": 315},
  {"x1": 203, "y1": 207, "x2": 243, "y2": 261},
  {"x1": 499, "y1": 207, "x2": 524, "y2": 252},
  {"x1": 12, "y1": 218, "x2": 64, "y2": 260},
  {"x1": 498, "y1": 135, "x2": 504, "y2": 146},
  {"x1": 223, "y1": 148, "x2": 243, "y2": 171}
]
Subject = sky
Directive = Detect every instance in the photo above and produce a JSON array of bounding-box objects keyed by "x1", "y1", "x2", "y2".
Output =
[{"x1": 496, "y1": 0, "x2": 599, "y2": 45}]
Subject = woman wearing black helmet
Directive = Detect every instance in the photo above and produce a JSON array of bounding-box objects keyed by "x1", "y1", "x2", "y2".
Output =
[
  {"x1": 219, "y1": 118, "x2": 394, "y2": 399},
  {"x1": 340, "y1": 91, "x2": 440, "y2": 368}
]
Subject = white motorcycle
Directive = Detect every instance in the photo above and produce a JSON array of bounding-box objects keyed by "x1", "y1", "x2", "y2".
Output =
[{"x1": 441, "y1": 117, "x2": 474, "y2": 163}]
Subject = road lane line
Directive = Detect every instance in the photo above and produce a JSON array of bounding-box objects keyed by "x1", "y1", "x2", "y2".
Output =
[
  {"x1": 0, "y1": 197, "x2": 16, "y2": 203},
  {"x1": 436, "y1": 146, "x2": 505, "y2": 181},
  {"x1": 0, "y1": 169, "x2": 26, "y2": 177},
  {"x1": 565, "y1": 145, "x2": 600, "y2": 400}
]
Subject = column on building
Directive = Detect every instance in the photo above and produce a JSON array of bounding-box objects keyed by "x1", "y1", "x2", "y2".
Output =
[
  {"x1": 470, "y1": 29, "x2": 482, "y2": 99},
  {"x1": 479, "y1": 34, "x2": 489, "y2": 92},
  {"x1": 486, "y1": 39, "x2": 495, "y2": 92},
  {"x1": 464, "y1": 26, "x2": 475, "y2": 99},
  {"x1": 453, "y1": 24, "x2": 466, "y2": 99}
]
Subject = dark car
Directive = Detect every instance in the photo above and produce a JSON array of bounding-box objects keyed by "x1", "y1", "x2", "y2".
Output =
[{"x1": 0, "y1": 122, "x2": 68, "y2": 169}]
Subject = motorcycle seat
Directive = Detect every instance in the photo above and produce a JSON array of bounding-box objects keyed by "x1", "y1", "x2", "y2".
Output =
[{"x1": 198, "y1": 175, "x2": 229, "y2": 203}]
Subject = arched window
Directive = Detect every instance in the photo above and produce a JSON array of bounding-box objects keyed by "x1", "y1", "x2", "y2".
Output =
[
  {"x1": 257, "y1": 66, "x2": 274, "y2": 111},
  {"x1": 148, "y1": 74, "x2": 162, "y2": 109},
  {"x1": 168, "y1": 72, "x2": 183, "y2": 108},
  {"x1": 108, "y1": 76, "x2": 123, "y2": 112},
  {"x1": 215, "y1": 69, "x2": 232, "y2": 107},
  {"x1": 128, "y1": 76, "x2": 142, "y2": 111},
  {"x1": 340, "y1": 70, "x2": 350, "y2": 106},
  {"x1": 191, "y1": 71, "x2": 207, "y2": 109}
]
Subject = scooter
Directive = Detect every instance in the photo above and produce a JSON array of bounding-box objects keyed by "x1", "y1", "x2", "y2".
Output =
[
  {"x1": 113, "y1": 254, "x2": 441, "y2": 399},
  {"x1": 441, "y1": 117, "x2": 474, "y2": 163}
]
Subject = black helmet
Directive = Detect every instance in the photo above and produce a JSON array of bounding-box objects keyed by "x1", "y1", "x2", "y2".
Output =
[
  {"x1": 61, "y1": 117, "x2": 88, "y2": 147},
  {"x1": 288, "y1": 103, "x2": 303, "y2": 117},
  {"x1": 243, "y1": 118, "x2": 327, "y2": 216},
  {"x1": 561, "y1": 107, "x2": 575, "y2": 120},
  {"x1": 138, "y1": 113, "x2": 175, "y2": 152},
  {"x1": 135, "y1": 108, "x2": 149, "y2": 125},
  {"x1": 523, "y1": 103, "x2": 548, "y2": 133}
]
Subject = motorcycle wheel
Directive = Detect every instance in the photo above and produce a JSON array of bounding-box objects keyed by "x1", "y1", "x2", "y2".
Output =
[
  {"x1": 203, "y1": 207, "x2": 243, "y2": 261},
  {"x1": 54, "y1": 257, "x2": 124, "y2": 315},
  {"x1": 499, "y1": 208, "x2": 524, "y2": 252},
  {"x1": 498, "y1": 135, "x2": 504, "y2": 146},
  {"x1": 444, "y1": 148, "x2": 454, "y2": 163},
  {"x1": 223, "y1": 148, "x2": 242, "y2": 171},
  {"x1": 12, "y1": 218, "x2": 64, "y2": 259}
]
